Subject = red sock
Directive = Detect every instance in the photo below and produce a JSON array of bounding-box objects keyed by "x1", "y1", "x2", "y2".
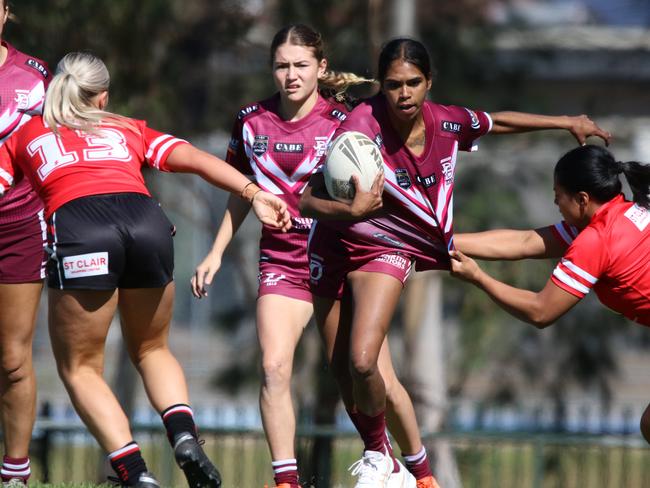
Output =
[
  {"x1": 347, "y1": 409, "x2": 387, "y2": 453},
  {"x1": 383, "y1": 430, "x2": 400, "y2": 473},
  {"x1": 272, "y1": 458, "x2": 298, "y2": 486},
  {"x1": 403, "y1": 446, "x2": 433, "y2": 479},
  {"x1": 1, "y1": 456, "x2": 30, "y2": 483}
]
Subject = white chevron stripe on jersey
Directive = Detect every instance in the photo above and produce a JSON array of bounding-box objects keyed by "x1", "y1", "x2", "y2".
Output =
[
  {"x1": 383, "y1": 166, "x2": 435, "y2": 215},
  {"x1": 252, "y1": 163, "x2": 285, "y2": 195},
  {"x1": 384, "y1": 179, "x2": 439, "y2": 229}
]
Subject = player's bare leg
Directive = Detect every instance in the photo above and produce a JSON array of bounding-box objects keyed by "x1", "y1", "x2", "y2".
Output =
[
  {"x1": 48, "y1": 288, "x2": 132, "y2": 451},
  {"x1": 118, "y1": 283, "x2": 188, "y2": 410},
  {"x1": 0, "y1": 283, "x2": 41, "y2": 458},
  {"x1": 257, "y1": 294, "x2": 312, "y2": 486}
]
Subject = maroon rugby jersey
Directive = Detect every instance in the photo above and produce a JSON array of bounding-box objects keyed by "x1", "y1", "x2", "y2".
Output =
[
  {"x1": 549, "y1": 194, "x2": 650, "y2": 326},
  {"x1": 0, "y1": 116, "x2": 186, "y2": 218},
  {"x1": 227, "y1": 93, "x2": 348, "y2": 272},
  {"x1": 318, "y1": 94, "x2": 492, "y2": 271},
  {"x1": 0, "y1": 42, "x2": 49, "y2": 224}
]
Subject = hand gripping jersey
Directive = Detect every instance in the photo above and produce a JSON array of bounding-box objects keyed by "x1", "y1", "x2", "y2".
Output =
[
  {"x1": 0, "y1": 42, "x2": 49, "y2": 224},
  {"x1": 550, "y1": 194, "x2": 650, "y2": 326},
  {"x1": 227, "y1": 93, "x2": 348, "y2": 272},
  {"x1": 0, "y1": 116, "x2": 187, "y2": 218},
  {"x1": 317, "y1": 95, "x2": 492, "y2": 272}
]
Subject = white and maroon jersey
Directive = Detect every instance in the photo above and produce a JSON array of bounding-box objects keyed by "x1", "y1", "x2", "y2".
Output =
[
  {"x1": 319, "y1": 95, "x2": 492, "y2": 271},
  {"x1": 0, "y1": 42, "x2": 49, "y2": 224},
  {"x1": 227, "y1": 93, "x2": 348, "y2": 271},
  {"x1": 0, "y1": 115, "x2": 187, "y2": 218},
  {"x1": 549, "y1": 194, "x2": 650, "y2": 326}
]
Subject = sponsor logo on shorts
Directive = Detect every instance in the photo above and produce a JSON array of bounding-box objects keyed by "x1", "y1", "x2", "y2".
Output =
[
  {"x1": 372, "y1": 233, "x2": 404, "y2": 247},
  {"x1": 260, "y1": 272, "x2": 286, "y2": 286},
  {"x1": 395, "y1": 169, "x2": 412, "y2": 190},
  {"x1": 252, "y1": 135, "x2": 269, "y2": 156},
  {"x1": 309, "y1": 254, "x2": 324, "y2": 282},
  {"x1": 292, "y1": 216, "x2": 313, "y2": 230},
  {"x1": 376, "y1": 253, "x2": 409, "y2": 271},
  {"x1": 441, "y1": 121, "x2": 462, "y2": 134},
  {"x1": 274, "y1": 142, "x2": 304, "y2": 153},
  {"x1": 62, "y1": 252, "x2": 109, "y2": 279}
]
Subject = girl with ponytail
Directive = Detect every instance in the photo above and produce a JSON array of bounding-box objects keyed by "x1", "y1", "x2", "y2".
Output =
[
  {"x1": 451, "y1": 144, "x2": 650, "y2": 441},
  {"x1": 0, "y1": 51, "x2": 291, "y2": 488},
  {"x1": 191, "y1": 24, "x2": 428, "y2": 488}
]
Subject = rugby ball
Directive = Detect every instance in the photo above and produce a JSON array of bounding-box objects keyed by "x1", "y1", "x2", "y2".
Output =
[{"x1": 323, "y1": 131, "x2": 383, "y2": 203}]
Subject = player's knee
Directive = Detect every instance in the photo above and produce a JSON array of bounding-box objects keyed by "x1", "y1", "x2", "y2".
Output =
[
  {"x1": 349, "y1": 354, "x2": 378, "y2": 380},
  {"x1": 261, "y1": 357, "x2": 291, "y2": 389},
  {"x1": 0, "y1": 350, "x2": 32, "y2": 384},
  {"x1": 640, "y1": 405, "x2": 650, "y2": 444}
]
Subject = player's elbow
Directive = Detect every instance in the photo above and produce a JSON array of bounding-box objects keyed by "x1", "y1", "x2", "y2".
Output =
[
  {"x1": 527, "y1": 308, "x2": 557, "y2": 329},
  {"x1": 298, "y1": 193, "x2": 315, "y2": 218}
]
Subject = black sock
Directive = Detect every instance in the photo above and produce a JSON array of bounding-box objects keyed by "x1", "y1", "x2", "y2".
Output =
[
  {"x1": 161, "y1": 404, "x2": 197, "y2": 444},
  {"x1": 109, "y1": 442, "x2": 147, "y2": 485}
]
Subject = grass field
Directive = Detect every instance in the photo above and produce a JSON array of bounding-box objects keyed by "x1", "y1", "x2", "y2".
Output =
[{"x1": 24, "y1": 430, "x2": 650, "y2": 487}]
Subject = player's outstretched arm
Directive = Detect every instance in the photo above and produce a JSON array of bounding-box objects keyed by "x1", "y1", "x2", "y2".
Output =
[
  {"x1": 454, "y1": 226, "x2": 565, "y2": 260},
  {"x1": 299, "y1": 172, "x2": 384, "y2": 220},
  {"x1": 191, "y1": 194, "x2": 251, "y2": 298},
  {"x1": 166, "y1": 144, "x2": 291, "y2": 231},
  {"x1": 449, "y1": 250, "x2": 580, "y2": 327},
  {"x1": 489, "y1": 112, "x2": 612, "y2": 146}
]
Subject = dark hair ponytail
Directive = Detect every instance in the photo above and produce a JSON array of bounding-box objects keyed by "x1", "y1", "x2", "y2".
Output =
[
  {"x1": 554, "y1": 145, "x2": 650, "y2": 209},
  {"x1": 620, "y1": 160, "x2": 650, "y2": 208}
]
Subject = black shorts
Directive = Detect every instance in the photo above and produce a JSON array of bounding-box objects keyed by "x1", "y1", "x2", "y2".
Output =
[{"x1": 47, "y1": 193, "x2": 175, "y2": 290}]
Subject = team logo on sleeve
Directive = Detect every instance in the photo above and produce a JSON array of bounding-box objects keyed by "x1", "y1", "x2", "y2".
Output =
[
  {"x1": 238, "y1": 104, "x2": 259, "y2": 120},
  {"x1": 441, "y1": 121, "x2": 462, "y2": 134},
  {"x1": 252, "y1": 135, "x2": 269, "y2": 156},
  {"x1": 330, "y1": 109, "x2": 347, "y2": 121},
  {"x1": 394, "y1": 168, "x2": 412, "y2": 189},
  {"x1": 25, "y1": 59, "x2": 49, "y2": 78},
  {"x1": 463, "y1": 108, "x2": 481, "y2": 130}
]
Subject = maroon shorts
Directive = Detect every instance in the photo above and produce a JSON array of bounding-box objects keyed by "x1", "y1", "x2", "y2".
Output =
[
  {"x1": 0, "y1": 210, "x2": 47, "y2": 283},
  {"x1": 258, "y1": 262, "x2": 312, "y2": 303},
  {"x1": 308, "y1": 226, "x2": 413, "y2": 299}
]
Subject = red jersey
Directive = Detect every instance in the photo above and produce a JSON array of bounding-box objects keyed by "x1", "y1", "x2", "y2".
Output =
[
  {"x1": 550, "y1": 194, "x2": 650, "y2": 326},
  {"x1": 0, "y1": 42, "x2": 49, "y2": 224},
  {"x1": 0, "y1": 116, "x2": 187, "y2": 218},
  {"x1": 319, "y1": 95, "x2": 492, "y2": 271},
  {"x1": 227, "y1": 93, "x2": 347, "y2": 271}
]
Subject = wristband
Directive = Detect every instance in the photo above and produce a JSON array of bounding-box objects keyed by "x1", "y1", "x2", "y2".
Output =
[{"x1": 240, "y1": 181, "x2": 261, "y2": 203}]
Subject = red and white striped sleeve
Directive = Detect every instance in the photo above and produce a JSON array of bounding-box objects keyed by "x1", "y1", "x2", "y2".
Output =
[
  {"x1": 550, "y1": 221, "x2": 580, "y2": 248},
  {"x1": 550, "y1": 227, "x2": 607, "y2": 298},
  {"x1": 143, "y1": 126, "x2": 188, "y2": 171}
]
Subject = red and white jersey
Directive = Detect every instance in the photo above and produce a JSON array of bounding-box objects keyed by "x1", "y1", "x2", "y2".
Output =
[
  {"x1": 319, "y1": 95, "x2": 492, "y2": 271},
  {"x1": 0, "y1": 115, "x2": 187, "y2": 218},
  {"x1": 0, "y1": 42, "x2": 49, "y2": 224},
  {"x1": 227, "y1": 93, "x2": 348, "y2": 271},
  {"x1": 550, "y1": 194, "x2": 650, "y2": 326}
]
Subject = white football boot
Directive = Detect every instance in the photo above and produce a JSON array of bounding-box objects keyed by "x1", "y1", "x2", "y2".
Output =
[
  {"x1": 387, "y1": 458, "x2": 416, "y2": 488},
  {"x1": 348, "y1": 449, "x2": 393, "y2": 487}
]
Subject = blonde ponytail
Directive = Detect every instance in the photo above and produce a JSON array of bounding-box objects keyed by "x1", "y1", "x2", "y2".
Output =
[
  {"x1": 44, "y1": 52, "x2": 133, "y2": 135},
  {"x1": 319, "y1": 70, "x2": 376, "y2": 96}
]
